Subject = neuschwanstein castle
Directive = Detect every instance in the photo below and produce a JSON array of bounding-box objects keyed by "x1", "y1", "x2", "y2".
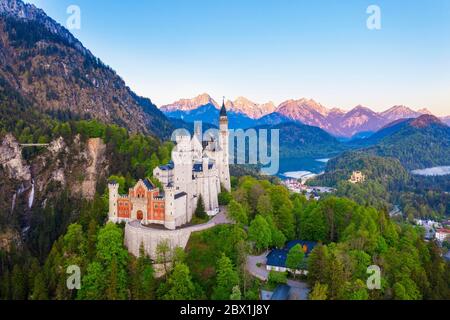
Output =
[{"x1": 108, "y1": 103, "x2": 231, "y2": 230}]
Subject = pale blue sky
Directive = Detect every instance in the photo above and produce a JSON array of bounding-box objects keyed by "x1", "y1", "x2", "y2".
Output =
[{"x1": 25, "y1": 0, "x2": 450, "y2": 115}]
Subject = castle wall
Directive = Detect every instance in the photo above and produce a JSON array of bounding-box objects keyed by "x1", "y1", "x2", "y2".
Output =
[
  {"x1": 174, "y1": 195, "x2": 188, "y2": 226},
  {"x1": 125, "y1": 221, "x2": 192, "y2": 260},
  {"x1": 124, "y1": 210, "x2": 230, "y2": 260}
]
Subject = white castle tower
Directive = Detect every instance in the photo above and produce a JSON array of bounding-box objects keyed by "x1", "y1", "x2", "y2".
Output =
[
  {"x1": 218, "y1": 101, "x2": 231, "y2": 191},
  {"x1": 163, "y1": 184, "x2": 176, "y2": 230},
  {"x1": 108, "y1": 181, "x2": 119, "y2": 221}
]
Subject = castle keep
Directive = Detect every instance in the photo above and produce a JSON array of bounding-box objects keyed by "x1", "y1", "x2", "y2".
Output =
[{"x1": 108, "y1": 102, "x2": 231, "y2": 230}]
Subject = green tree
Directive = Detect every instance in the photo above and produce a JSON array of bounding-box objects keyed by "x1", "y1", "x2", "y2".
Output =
[
  {"x1": 286, "y1": 244, "x2": 305, "y2": 275},
  {"x1": 11, "y1": 265, "x2": 26, "y2": 300},
  {"x1": 276, "y1": 204, "x2": 295, "y2": 240},
  {"x1": 230, "y1": 285, "x2": 242, "y2": 300},
  {"x1": 344, "y1": 280, "x2": 369, "y2": 300},
  {"x1": 248, "y1": 215, "x2": 272, "y2": 252},
  {"x1": 393, "y1": 278, "x2": 422, "y2": 300},
  {"x1": 228, "y1": 200, "x2": 248, "y2": 225},
  {"x1": 212, "y1": 254, "x2": 240, "y2": 300},
  {"x1": 78, "y1": 223, "x2": 129, "y2": 300},
  {"x1": 309, "y1": 283, "x2": 328, "y2": 300},
  {"x1": 156, "y1": 240, "x2": 172, "y2": 277},
  {"x1": 159, "y1": 263, "x2": 196, "y2": 300},
  {"x1": 195, "y1": 195, "x2": 207, "y2": 220},
  {"x1": 256, "y1": 194, "x2": 273, "y2": 217},
  {"x1": 218, "y1": 190, "x2": 232, "y2": 206},
  {"x1": 31, "y1": 272, "x2": 48, "y2": 300},
  {"x1": 77, "y1": 262, "x2": 105, "y2": 300},
  {"x1": 131, "y1": 244, "x2": 155, "y2": 300}
]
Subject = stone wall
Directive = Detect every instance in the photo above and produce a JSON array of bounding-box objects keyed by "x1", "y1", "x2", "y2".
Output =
[
  {"x1": 124, "y1": 221, "x2": 192, "y2": 259},
  {"x1": 124, "y1": 209, "x2": 230, "y2": 260}
]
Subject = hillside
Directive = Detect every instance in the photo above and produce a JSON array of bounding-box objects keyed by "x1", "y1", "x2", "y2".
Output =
[
  {"x1": 253, "y1": 122, "x2": 345, "y2": 159},
  {"x1": 367, "y1": 115, "x2": 450, "y2": 170},
  {"x1": 0, "y1": 0, "x2": 172, "y2": 138},
  {"x1": 311, "y1": 152, "x2": 410, "y2": 188}
]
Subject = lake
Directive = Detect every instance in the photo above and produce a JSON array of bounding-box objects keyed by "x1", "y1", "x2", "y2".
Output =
[
  {"x1": 272, "y1": 157, "x2": 331, "y2": 180},
  {"x1": 411, "y1": 166, "x2": 450, "y2": 176}
]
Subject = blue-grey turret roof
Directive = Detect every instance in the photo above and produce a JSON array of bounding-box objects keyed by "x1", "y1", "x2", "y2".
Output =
[{"x1": 220, "y1": 101, "x2": 227, "y2": 117}]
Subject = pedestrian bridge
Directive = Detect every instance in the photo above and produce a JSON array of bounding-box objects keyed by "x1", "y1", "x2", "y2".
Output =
[{"x1": 19, "y1": 143, "x2": 50, "y2": 147}]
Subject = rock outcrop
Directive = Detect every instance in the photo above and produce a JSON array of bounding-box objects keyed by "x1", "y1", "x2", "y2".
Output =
[{"x1": 0, "y1": 134, "x2": 31, "y2": 181}]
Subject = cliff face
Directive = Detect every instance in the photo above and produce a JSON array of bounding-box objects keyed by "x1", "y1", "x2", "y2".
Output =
[
  {"x1": 0, "y1": 0, "x2": 173, "y2": 138},
  {"x1": 0, "y1": 134, "x2": 109, "y2": 252},
  {"x1": 0, "y1": 134, "x2": 31, "y2": 181}
]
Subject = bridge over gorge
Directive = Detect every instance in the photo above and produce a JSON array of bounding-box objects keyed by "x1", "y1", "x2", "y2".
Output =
[{"x1": 19, "y1": 143, "x2": 50, "y2": 147}]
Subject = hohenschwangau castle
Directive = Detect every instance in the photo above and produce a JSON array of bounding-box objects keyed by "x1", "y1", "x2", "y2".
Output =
[{"x1": 108, "y1": 103, "x2": 231, "y2": 230}]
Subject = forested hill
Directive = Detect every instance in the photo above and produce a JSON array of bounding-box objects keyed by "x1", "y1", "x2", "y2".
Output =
[
  {"x1": 362, "y1": 115, "x2": 450, "y2": 170},
  {"x1": 251, "y1": 122, "x2": 346, "y2": 159},
  {"x1": 0, "y1": 0, "x2": 173, "y2": 138}
]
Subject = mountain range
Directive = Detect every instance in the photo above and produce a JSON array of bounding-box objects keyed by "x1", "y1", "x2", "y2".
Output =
[
  {"x1": 1, "y1": 0, "x2": 448, "y2": 170},
  {"x1": 161, "y1": 94, "x2": 448, "y2": 138},
  {"x1": 0, "y1": 0, "x2": 173, "y2": 138}
]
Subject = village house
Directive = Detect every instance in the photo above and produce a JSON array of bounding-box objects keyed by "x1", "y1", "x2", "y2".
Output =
[
  {"x1": 266, "y1": 240, "x2": 317, "y2": 275},
  {"x1": 435, "y1": 228, "x2": 450, "y2": 242}
]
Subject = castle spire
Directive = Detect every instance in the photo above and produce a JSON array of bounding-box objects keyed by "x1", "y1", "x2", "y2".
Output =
[{"x1": 220, "y1": 96, "x2": 227, "y2": 117}]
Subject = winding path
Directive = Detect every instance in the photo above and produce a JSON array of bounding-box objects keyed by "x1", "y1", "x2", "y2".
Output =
[{"x1": 129, "y1": 207, "x2": 231, "y2": 232}]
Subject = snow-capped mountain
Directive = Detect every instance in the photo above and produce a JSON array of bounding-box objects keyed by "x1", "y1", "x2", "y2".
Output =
[
  {"x1": 225, "y1": 97, "x2": 276, "y2": 119},
  {"x1": 380, "y1": 105, "x2": 426, "y2": 123},
  {"x1": 275, "y1": 98, "x2": 331, "y2": 130},
  {"x1": 328, "y1": 105, "x2": 385, "y2": 137},
  {"x1": 161, "y1": 94, "x2": 276, "y2": 119},
  {"x1": 160, "y1": 93, "x2": 219, "y2": 112},
  {"x1": 160, "y1": 94, "x2": 447, "y2": 137}
]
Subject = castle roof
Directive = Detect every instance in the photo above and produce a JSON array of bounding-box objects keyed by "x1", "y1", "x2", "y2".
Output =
[
  {"x1": 220, "y1": 100, "x2": 227, "y2": 117},
  {"x1": 175, "y1": 192, "x2": 187, "y2": 200},
  {"x1": 159, "y1": 161, "x2": 174, "y2": 171},
  {"x1": 143, "y1": 178, "x2": 155, "y2": 190}
]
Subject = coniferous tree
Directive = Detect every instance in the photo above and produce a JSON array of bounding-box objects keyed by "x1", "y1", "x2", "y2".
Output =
[
  {"x1": 156, "y1": 240, "x2": 172, "y2": 278},
  {"x1": 309, "y1": 283, "x2": 328, "y2": 300},
  {"x1": 212, "y1": 254, "x2": 239, "y2": 300},
  {"x1": 195, "y1": 195, "x2": 207, "y2": 220},
  {"x1": 11, "y1": 265, "x2": 27, "y2": 300},
  {"x1": 159, "y1": 263, "x2": 196, "y2": 300},
  {"x1": 31, "y1": 272, "x2": 48, "y2": 300}
]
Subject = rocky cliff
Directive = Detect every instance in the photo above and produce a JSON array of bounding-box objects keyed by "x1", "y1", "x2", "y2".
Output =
[{"x1": 0, "y1": 133, "x2": 109, "y2": 252}]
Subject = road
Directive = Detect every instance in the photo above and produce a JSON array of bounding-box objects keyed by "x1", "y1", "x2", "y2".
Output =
[{"x1": 130, "y1": 206, "x2": 231, "y2": 233}]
